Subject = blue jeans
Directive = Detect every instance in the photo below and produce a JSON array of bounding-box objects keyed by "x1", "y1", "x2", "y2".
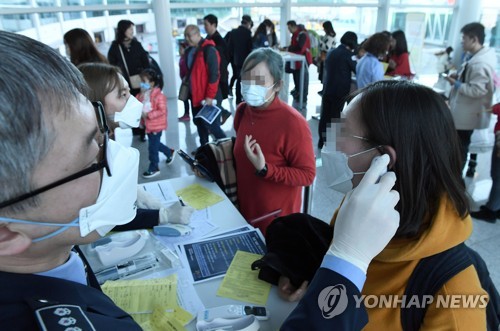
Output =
[
  {"x1": 147, "y1": 131, "x2": 172, "y2": 172},
  {"x1": 486, "y1": 143, "x2": 500, "y2": 211},
  {"x1": 192, "y1": 105, "x2": 227, "y2": 146}
]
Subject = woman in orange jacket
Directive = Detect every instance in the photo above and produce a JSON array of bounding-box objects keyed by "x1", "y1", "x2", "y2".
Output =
[{"x1": 281, "y1": 80, "x2": 487, "y2": 330}]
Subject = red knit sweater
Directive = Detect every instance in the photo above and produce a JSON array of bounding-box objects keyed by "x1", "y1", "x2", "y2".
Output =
[
  {"x1": 386, "y1": 52, "x2": 412, "y2": 77},
  {"x1": 136, "y1": 87, "x2": 167, "y2": 133},
  {"x1": 233, "y1": 96, "x2": 316, "y2": 234}
]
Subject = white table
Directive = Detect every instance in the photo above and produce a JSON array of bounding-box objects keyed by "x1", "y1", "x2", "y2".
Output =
[{"x1": 153, "y1": 176, "x2": 297, "y2": 330}]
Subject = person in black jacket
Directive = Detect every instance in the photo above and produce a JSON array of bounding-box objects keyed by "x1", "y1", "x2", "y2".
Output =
[
  {"x1": 108, "y1": 20, "x2": 150, "y2": 140},
  {"x1": 204, "y1": 13, "x2": 232, "y2": 124},
  {"x1": 227, "y1": 14, "x2": 253, "y2": 104},
  {"x1": 318, "y1": 32, "x2": 358, "y2": 149}
]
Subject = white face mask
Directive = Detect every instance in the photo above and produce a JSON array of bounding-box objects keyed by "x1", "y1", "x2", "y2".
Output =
[
  {"x1": 241, "y1": 82, "x2": 276, "y2": 107},
  {"x1": 1, "y1": 140, "x2": 140, "y2": 242},
  {"x1": 321, "y1": 146, "x2": 379, "y2": 193},
  {"x1": 114, "y1": 95, "x2": 143, "y2": 129},
  {"x1": 78, "y1": 139, "x2": 139, "y2": 236}
]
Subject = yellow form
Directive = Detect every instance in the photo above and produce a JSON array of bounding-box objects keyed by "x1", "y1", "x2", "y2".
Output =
[
  {"x1": 216, "y1": 251, "x2": 271, "y2": 305},
  {"x1": 102, "y1": 275, "x2": 193, "y2": 328},
  {"x1": 175, "y1": 184, "x2": 224, "y2": 210}
]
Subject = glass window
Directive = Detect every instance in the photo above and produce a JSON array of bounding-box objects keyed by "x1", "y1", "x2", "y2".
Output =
[
  {"x1": 480, "y1": 3, "x2": 500, "y2": 72},
  {"x1": 290, "y1": 6, "x2": 378, "y2": 42},
  {"x1": 292, "y1": 0, "x2": 377, "y2": 3},
  {"x1": 84, "y1": 0, "x2": 104, "y2": 17},
  {"x1": 0, "y1": 14, "x2": 34, "y2": 32},
  {"x1": 387, "y1": 8, "x2": 454, "y2": 75},
  {"x1": 61, "y1": 0, "x2": 82, "y2": 20},
  {"x1": 393, "y1": 0, "x2": 453, "y2": 5},
  {"x1": 108, "y1": 0, "x2": 127, "y2": 15},
  {"x1": 130, "y1": 0, "x2": 150, "y2": 14},
  {"x1": 171, "y1": 0, "x2": 279, "y2": 3}
]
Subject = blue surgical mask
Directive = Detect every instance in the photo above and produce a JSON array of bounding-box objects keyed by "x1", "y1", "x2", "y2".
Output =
[
  {"x1": 0, "y1": 140, "x2": 139, "y2": 242},
  {"x1": 140, "y1": 82, "x2": 151, "y2": 90}
]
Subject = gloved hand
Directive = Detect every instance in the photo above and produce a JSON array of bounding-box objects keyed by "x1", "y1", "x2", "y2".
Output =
[
  {"x1": 159, "y1": 201, "x2": 195, "y2": 225},
  {"x1": 136, "y1": 187, "x2": 164, "y2": 210},
  {"x1": 327, "y1": 154, "x2": 400, "y2": 274}
]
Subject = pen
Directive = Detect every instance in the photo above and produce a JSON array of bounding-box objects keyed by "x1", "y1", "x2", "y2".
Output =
[{"x1": 178, "y1": 196, "x2": 186, "y2": 207}]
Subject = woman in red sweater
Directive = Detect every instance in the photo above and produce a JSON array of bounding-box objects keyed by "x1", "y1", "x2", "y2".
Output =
[
  {"x1": 234, "y1": 48, "x2": 316, "y2": 234},
  {"x1": 136, "y1": 68, "x2": 175, "y2": 178},
  {"x1": 386, "y1": 30, "x2": 412, "y2": 78}
]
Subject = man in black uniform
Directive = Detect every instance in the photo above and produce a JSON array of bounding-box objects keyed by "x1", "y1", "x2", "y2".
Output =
[
  {"x1": 0, "y1": 31, "x2": 399, "y2": 331},
  {"x1": 0, "y1": 31, "x2": 141, "y2": 330}
]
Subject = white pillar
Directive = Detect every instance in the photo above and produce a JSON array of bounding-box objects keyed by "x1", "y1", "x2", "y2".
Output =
[
  {"x1": 29, "y1": 0, "x2": 41, "y2": 40},
  {"x1": 449, "y1": 0, "x2": 482, "y2": 67},
  {"x1": 280, "y1": 0, "x2": 291, "y2": 47},
  {"x1": 376, "y1": 0, "x2": 390, "y2": 32},
  {"x1": 153, "y1": 0, "x2": 177, "y2": 98}
]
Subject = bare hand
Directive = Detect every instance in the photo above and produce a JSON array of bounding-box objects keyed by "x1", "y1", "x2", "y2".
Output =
[
  {"x1": 204, "y1": 98, "x2": 213, "y2": 106},
  {"x1": 278, "y1": 276, "x2": 308, "y2": 302},
  {"x1": 445, "y1": 76, "x2": 456, "y2": 86},
  {"x1": 243, "y1": 135, "x2": 265, "y2": 171},
  {"x1": 191, "y1": 164, "x2": 204, "y2": 178}
]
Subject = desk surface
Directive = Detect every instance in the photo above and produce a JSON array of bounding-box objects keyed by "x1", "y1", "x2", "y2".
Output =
[{"x1": 157, "y1": 176, "x2": 297, "y2": 330}]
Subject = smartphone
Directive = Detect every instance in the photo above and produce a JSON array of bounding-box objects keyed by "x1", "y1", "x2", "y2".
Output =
[{"x1": 177, "y1": 149, "x2": 215, "y2": 182}]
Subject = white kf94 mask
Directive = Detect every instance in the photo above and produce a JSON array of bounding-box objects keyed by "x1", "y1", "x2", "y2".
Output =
[
  {"x1": 0, "y1": 139, "x2": 140, "y2": 242},
  {"x1": 114, "y1": 95, "x2": 143, "y2": 129}
]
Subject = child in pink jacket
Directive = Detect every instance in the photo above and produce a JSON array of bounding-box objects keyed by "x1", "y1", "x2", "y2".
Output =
[{"x1": 137, "y1": 68, "x2": 175, "y2": 178}]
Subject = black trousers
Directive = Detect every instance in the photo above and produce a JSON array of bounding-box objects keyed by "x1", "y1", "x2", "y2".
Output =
[{"x1": 457, "y1": 129, "x2": 474, "y2": 171}]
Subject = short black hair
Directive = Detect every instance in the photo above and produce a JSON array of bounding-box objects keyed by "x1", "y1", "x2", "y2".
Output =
[
  {"x1": 287, "y1": 20, "x2": 297, "y2": 27},
  {"x1": 140, "y1": 68, "x2": 163, "y2": 90},
  {"x1": 204, "y1": 14, "x2": 218, "y2": 27},
  {"x1": 461, "y1": 22, "x2": 485, "y2": 45},
  {"x1": 340, "y1": 31, "x2": 358, "y2": 49},
  {"x1": 242, "y1": 14, "x2": 253, "y2": 27}
]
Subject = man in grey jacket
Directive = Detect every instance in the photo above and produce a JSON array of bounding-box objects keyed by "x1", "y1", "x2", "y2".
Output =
[{"x1": 446, "y1": 22, "x2": 497, "y2": 172}]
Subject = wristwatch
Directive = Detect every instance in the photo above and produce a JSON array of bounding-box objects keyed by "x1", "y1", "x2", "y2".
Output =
[{"x1": 255, "y1": 164, "x2": 268, "y2": 177}]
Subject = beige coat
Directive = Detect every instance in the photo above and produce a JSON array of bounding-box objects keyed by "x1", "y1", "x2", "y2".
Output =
[{"x1": 449, "y1": 46, "x2": 496, "y2": 130}]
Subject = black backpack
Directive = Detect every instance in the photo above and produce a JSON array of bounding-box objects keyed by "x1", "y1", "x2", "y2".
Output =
[{"x1": 402, "y1": 243, "x2": 500, "y2": 331}]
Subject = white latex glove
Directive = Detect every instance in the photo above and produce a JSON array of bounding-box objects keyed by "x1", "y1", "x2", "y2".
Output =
[
  {"x1": 327, "y1": 154, "x2": 400, "y2": 274},
  {"x1": 159, "y1": 202, "x2": 195, "y2": 225},
  {"x1": 136, "y1": 187, "x2": 164, "y2": 210}
]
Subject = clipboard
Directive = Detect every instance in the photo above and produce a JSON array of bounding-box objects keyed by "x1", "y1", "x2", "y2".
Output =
[{"x1": 177, "y1": 149, "x2": 215, "y2": 182}]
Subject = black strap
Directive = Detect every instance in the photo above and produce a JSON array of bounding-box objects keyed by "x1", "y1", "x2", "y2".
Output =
[
  {"x1": 401, "y1": 243, "x2": 472, "y2": 331},
  {"x1": 73, "y1": 245, "x2": 102, "y2": 291}
]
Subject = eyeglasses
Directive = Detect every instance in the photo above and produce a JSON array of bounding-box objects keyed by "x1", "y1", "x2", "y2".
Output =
[{"x1": 0, "y1": 101, "x2": 111, "y2": 209}]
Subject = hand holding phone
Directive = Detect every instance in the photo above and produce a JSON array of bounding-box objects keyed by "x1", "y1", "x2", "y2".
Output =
[{"x1": 177, "y1": 150, "x2": 215, "y2": 182}]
